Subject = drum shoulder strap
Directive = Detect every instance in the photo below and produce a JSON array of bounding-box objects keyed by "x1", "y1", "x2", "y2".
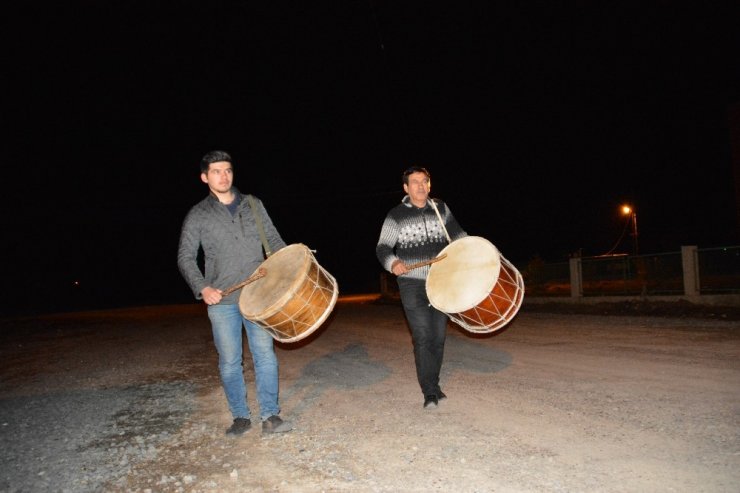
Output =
[
  {"x1": 246, "y1": 194, "x2": 273, "y2": 257},
  {"x1": 428, "y1": 199, "x2": 452, "y2": 243}
]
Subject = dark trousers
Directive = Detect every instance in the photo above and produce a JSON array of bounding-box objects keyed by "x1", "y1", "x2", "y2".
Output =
[{"x1": 397, "y1": 278, "x2": 448, "y2": 397}]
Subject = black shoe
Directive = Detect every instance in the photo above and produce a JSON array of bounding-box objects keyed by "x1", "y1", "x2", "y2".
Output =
[
  {"x1": 225, "y1": 417, "x2": 251, "y2": 436},
  {"x1": 423, "y1": 395, "x2": 438, "y2": 409},
  {"x1": 262, "y1": 415, "x2": 293, "y2": 434},
  {"x1": 438, "y1": 391, "x2": 447, "y2": 401}
]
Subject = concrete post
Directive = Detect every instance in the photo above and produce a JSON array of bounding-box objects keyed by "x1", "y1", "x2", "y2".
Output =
[
  {"x1": 681, "y1": 245, "x2": 700, "y2": 296},
  {"x1": 380, "y1": 272, "x2": 390, "y2": 298},
  {"x1": 569, "y1": 257, "x2": 583, "y2": 298}
]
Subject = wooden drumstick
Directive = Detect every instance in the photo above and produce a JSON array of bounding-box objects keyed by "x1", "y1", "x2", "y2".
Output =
[
  {"x1": 221, "y1": 268, "x2": 267, "y2": 296},
  {"x1": 404, "y1": 254, "x2": 447, "y2": 272}
]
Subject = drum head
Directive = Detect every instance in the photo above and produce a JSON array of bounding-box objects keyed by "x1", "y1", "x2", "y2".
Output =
[
  {"x1": 426, "y1": 236, "x2": 501, "y2": 313},
  {"x1": 238, "y1": 244, "x2": 311, "y2": 318}
]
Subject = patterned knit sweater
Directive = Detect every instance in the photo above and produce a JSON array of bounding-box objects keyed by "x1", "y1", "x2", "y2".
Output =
[{"x1": 376, "y1": 196, "x2": 467, "y2": 281}]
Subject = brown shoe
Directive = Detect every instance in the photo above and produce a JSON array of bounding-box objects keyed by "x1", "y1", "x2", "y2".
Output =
[
  {"x1": 225, "y1": 417, "x2": 251, "y2": 436},
  {"x1": 262, "y1": 415, "x2": 293, "y2": 434}
]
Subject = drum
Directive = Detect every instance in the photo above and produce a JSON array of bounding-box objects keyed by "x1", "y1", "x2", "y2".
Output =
[
  {"x1": 238, "y1": 244, "x2": 338, "y2": 343},
  {"x1": 426, "y1": 236, "x2": 524, "y2": 334}
]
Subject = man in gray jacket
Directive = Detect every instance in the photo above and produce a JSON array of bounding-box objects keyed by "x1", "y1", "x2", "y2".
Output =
[{"x1": 178, "y1": 150, "x2": 292, "y2": 436}]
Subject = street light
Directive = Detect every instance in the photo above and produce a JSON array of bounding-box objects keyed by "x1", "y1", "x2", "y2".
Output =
[{"x1": 621, "y1": 205, "x2": 639, "y2": 255}]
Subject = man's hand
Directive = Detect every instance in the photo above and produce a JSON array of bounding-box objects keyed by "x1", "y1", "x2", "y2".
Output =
[
  {"x1": 391, "y1": 259, "x2": 408, "y2": 276},
  {"x1": 201, "y1": 286, "x2": 223, "y2": 305}
]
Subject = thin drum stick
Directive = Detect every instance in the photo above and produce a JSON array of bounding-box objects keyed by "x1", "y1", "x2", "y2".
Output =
[
  {"x1": 404, "y1": 254, "x2": 447, "y2": 272},
  {"x1": 221, "y1": 268, "x2": 267, "y2": 296}
]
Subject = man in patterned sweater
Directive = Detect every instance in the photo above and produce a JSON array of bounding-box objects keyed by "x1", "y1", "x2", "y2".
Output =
[
  {"x1": 376, "y1": 166, "x2": 467, "y2": 409},
  {"x1": 178, "y1": 150, "x2": 292, "y2": 436}
]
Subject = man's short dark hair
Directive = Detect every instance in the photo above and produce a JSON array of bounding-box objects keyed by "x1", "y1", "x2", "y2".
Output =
[
  {"x1": 402, "y1": 166, "x2": 430, "y2": 185},
  {"x1": 200, "y1": 150, "x2": 233, "y2": 174}
]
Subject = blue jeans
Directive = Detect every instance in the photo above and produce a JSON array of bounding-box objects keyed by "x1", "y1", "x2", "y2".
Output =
[
  {"x1": 397, "y1": 278, "x2": 448, "y2": 397},
  {"x1": 207, "y1": 303, "x2": 280, "y2": 420}
]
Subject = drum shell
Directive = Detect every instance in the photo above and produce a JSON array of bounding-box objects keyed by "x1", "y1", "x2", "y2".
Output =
[
  {"x1": 238, "y1": 244, "x2": 338, "y2": 343},
  {"x1": 426, "y1": 236, "x2": 524, "y2": 334},
  {"x1": 453, "y1": 256, "x2": 524, "y2": 332}
]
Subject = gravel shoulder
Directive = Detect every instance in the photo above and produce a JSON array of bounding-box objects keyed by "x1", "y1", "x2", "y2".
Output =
[{"x1": 1, "y1": 300, "x2": 739, "y2": 492}]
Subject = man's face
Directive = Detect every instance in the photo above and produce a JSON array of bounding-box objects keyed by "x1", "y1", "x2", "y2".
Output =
[
  {"x1": 201, "y1": 161, "x2": 233, "y2": 194},
  {"x1": 403, "y1": 171, "x2": 430, "y2": 205}
]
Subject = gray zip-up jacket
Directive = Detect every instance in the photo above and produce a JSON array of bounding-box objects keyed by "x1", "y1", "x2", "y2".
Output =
[{"x1": 177, "y1": 188, "x2": 287, "y2": 304}]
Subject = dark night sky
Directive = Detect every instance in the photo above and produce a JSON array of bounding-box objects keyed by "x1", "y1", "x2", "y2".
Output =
[{"x1": 3, "y1": 1, "x2": 740, "y2": 314}]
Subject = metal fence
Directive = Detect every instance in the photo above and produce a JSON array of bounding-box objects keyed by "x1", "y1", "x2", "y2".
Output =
[
  {"x1": 698, "y1": 246, "x2": 740, "y2": 294},
  {"x1": 520, "y1": 245, "x2": 740, "y2": 298}
]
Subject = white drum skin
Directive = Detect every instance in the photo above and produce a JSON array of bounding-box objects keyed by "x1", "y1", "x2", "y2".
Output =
[{"x1": 426, "y1": 236, "x2": 524, "y2": 334}]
